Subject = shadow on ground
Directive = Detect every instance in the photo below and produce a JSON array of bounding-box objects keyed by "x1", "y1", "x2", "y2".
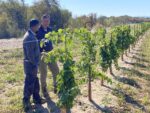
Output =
[
  {"x1": 103, "y1": 85, "x2": 145, "y2": 112},
  {"x1": 120, "y1": 67, "x2": 150, "y2": 81}
]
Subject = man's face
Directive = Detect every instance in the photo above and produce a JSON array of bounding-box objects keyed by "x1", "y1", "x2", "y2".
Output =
[
  {"x1": 33, "y1": 24, "x2": 40, "y2": 32},
  {"x1": 42, "y1": 18, "x2": 50, "y2": 28}
]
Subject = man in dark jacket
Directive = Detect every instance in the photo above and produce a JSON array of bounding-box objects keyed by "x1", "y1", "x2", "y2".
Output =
[
  {"x1": 23, "y1": 19, "x2": 46, "y2": 112},
  {"x1": 36, "y1": 14, "x2": 59, "y2": 99}
]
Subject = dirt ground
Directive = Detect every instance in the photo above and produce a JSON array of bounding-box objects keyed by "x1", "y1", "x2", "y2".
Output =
[{"x1": 0, "y1": 38, "x2": 23, "y2": 51}]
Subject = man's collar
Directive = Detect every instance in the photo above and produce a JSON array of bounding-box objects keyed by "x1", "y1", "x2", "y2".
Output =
[
  {"x1": 40, "y1": 25, "x2": 49, "y2": 31},
  {"x1": 29, "y1": 29, "x2": 36, "y2": 36}
]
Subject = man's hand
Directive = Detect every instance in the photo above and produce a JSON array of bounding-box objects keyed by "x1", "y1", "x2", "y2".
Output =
[{"x1": 41, "y1": 52, "x2": 48, "y2": 61}]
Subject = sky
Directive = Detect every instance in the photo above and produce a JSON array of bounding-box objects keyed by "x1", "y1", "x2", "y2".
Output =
[{"x1": 25, "y1": 0, "x2": 150, "y2": 17}]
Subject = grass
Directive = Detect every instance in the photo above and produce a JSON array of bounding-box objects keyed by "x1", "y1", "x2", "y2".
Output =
[{"x1": 0, "y1": 48, "x2": 24, "y2": 113}]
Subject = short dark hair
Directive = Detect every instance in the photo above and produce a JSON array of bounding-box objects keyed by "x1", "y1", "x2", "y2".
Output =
[
  {"x1": 30, "y1": 19, "x2": 39, "y2": 28},
  {"x1": 41, "y1": 14, "x2": 50, "y2": 20}
]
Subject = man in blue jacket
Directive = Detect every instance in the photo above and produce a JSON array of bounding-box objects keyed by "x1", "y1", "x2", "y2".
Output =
[
  {"x1": 23, "y1": 19, "x2": 46, "y2": 112},
  {"x1": 36, "y1": 14, "x2": 59, "y2": 99}
]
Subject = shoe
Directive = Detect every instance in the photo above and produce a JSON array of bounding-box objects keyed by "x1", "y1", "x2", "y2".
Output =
[
  {"x1": 23, "y1": 100, "x2": 31, "y2": 112},
  {"x1": 42, "y1": 87, "x2": 50, "y2": 99},
  {"x1": 44, "y1": 93, "x2": 51, "y2": 100},
  {"x1": 34, "y1": 98, "x2": 47, "y2": 105}
]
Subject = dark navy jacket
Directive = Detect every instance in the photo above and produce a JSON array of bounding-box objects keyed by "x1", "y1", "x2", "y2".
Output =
[
  {"x1": 36, "y1": 26, "x2": 53, "y2": 52},
  {"x1": 23, "y1": 30, "x2": 40, "y2": 67}
]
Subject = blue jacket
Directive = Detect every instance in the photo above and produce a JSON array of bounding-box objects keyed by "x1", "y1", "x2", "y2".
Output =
[
  {"x1": 23, "y1": 30, "x2": 40, "y2": 67},
  {"x1": 36, "y1": 26, "x2": 53, "y2": 52}
]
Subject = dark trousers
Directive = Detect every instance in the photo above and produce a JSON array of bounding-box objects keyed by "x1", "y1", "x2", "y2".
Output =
[{"x1": 23, "y1": 61, "x2": 40, "y2": 102}]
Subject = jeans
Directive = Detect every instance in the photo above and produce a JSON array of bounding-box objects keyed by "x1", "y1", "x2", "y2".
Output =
[{"x1": 23, "y1": 61, "x2": 40, "y2": 102}]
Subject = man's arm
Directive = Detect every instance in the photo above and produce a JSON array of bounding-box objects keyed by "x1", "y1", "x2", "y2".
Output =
[{"x1": 25, "y1": 39, "x2": 38, "y2": 66}]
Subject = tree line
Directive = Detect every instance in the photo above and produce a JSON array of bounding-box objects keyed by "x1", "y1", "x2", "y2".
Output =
[
  {"x1": 0, "y1": 0, "x2": 72, "y2": 38},
  {"x1": 0, "y1": 0, "x2": 150, "y2": 39}
]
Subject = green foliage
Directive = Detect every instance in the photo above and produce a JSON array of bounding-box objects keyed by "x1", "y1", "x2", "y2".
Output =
[
  {"x1": 109, "y1": 35, "x2": 120, "y2": 69},
  {"x1": 57, "y1": 58, "x2": 79, "y2": 109},
  {"x1": 0, "y1": 0, "x2": 26, "y2": 38},
  {"x1": 100, "y1": 44, "x2": 111, "y2": 72},
  {"x1": 43, "y1": 28, "x2": 79, "y2": 109},
  {"x1": 74, "y1": 28, "x2": 112, "y2": 100},
  {"x1": 114, "y1": 25, "x2": 131, "y2": 53},
  {"x1": 75, "y1": 28, "x2": 97, "y2": 74},
  {"x1": 93, "y1": 70, "x2": 112, "y2": 84}
]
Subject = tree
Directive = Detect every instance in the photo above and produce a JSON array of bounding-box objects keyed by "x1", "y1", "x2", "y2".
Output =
[
  {"x1": 2, "y1": 0, "x2": 27, "y2": 30},
  {"x1": 0, "y1": 13, "x2": 9, "y2": 38}
]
